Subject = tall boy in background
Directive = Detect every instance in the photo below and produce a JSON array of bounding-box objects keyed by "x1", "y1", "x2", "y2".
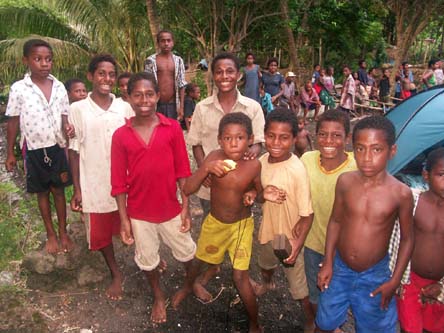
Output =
[{"x1": 144, "y1": 30, "x2": 187, "y2": 120}]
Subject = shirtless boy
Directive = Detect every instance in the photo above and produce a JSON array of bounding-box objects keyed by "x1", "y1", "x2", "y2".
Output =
[
  {"x1": 144, "y1": 30, "x2": 187, "y2": 120},
  {"x1": 173, "y1": 112, "x2": 262, "y2": 333},
  {"x1": 316, "y1": 115, "x2": 414, "y2": 333},
  {"x1": 397, "y1": 147, "x2": 444, "y2": 333}
]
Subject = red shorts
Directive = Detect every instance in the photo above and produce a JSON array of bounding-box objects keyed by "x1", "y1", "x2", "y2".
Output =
[
  {"x1": 85, "y1": 211, "x2": 120, "y2": 251},
  {"x1": 397, "y1": 271, "x2": 444, "y2": 333}
]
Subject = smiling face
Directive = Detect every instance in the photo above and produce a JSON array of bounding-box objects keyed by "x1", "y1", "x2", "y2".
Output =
[
  {"x1": 213, "y1": 59, "x2": 240, "y2": 94},
  {"x1": 353, "y1": 129, "x2": 396, "y2": 178},
  {"x1": 218, "y1": 123, "x2": 253, "y2": 161},
  {"x1": 265, "y1": 121, "x2": 295, "y2": 163},
  {"x1": 316, "y1": 121, "x2": 349, "y2": 163},
  {"x1": 88, "y1": 61, "x2": 116, "y2": 96},
  {"x1": 128, "y1": 79, "x2": 160, "y2": 118},
  {"x1": 23, "y1": 46, "x2": 53, "y2": 80}
]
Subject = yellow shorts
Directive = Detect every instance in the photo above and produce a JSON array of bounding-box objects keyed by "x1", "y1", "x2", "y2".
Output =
[{"x1": 196, "y1": 213, "x2": 254, "y2": 271}]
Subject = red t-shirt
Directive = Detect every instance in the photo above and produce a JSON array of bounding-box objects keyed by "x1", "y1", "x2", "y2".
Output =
[{"x1": 111, "y1": 114, "x2": 191, "y2": 223}]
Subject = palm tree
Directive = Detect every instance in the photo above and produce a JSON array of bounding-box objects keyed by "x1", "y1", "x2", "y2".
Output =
[{"x1": 0, "y1": 0, "x2": 154, "y2": 84}]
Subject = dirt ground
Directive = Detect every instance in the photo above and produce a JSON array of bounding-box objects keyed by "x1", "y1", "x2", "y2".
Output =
[{"x1": 0, "y1": 120, "x2": 363, "y2": 333}]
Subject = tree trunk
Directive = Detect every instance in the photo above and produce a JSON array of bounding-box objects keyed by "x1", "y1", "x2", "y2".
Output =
[
  {"x1": 280, "y1": 0, "x2": 298, "y2": 69},
  {"x1": 146, "y1": 0, "x2": 160, "y2": 51}
]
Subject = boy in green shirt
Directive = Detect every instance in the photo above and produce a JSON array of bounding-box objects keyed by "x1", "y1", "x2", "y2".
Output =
[{"x1": 300, "y1": 110, "x2": 357, "y2": 326}]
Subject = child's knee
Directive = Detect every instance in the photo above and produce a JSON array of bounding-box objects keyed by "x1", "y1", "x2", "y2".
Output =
[
  {"x1": 232, "y1": 269, "x2": 248, "y2": 286},
  {"x1": 50, "y1": 186, "x2": 65, "y2": 197}
]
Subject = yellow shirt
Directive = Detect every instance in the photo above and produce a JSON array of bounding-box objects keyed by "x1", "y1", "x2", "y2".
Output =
[
  {"x1": 301, "y1": 151, "x2": 357, "y2": 254},
  {"x1": 259, "y1": 153, "x2": 313, "y2": 244},
  {"x1": 187, "y1": 90, "x2": 265, "y2": 200}
]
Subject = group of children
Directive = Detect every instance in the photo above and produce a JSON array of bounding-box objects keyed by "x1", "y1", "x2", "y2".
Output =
[{"x1": 4, "y1": 38, "x2": 444, "y2": 333}]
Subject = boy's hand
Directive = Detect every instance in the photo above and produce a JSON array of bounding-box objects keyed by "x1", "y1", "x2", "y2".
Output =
[
  {"x1": 317, "y1": 262, "x2": 333, "y2": 292},
  {"x1": 421, "y1": 283, "x2": 442, "y2": 302},
  {"x1": 370, "y1": 279, "x2": 398, "y2": 309},
  {"x1": 180, "y1": 207, "x2": 191, "y2": 233},
  {"x1": 206, "y1": 160, "x2": 230, "y2": 177},
  {"x1": 64, "y1": 124, "x2": 75, "y2": 139},
  {"x1": 70, "y1": 190, "x2": 82, "y2": 212},
  {"x1": 243, "y1": 189, "x2": 257, "y2": 206},
  {"x1": 202, "y1": 175, "x2": 212, "y2": 187},
  {"x1": 177, "y1": 106, "x2": 184, "y2": 121},
  {"x1": 263, "y1": 185, "x2": 286, "y2": 203},
  {"x1": 120, "y1": 218, "x2": 134, "y2": 245},
  {"x1": 5, "y1": 154, "x2": 17, "y2": 172},
  {"x1": 243, "y1": 149, "x2": 258, "y2": 160},
  {"x1": 283, "y1": 238, "x2": 300, "y2": 265}
]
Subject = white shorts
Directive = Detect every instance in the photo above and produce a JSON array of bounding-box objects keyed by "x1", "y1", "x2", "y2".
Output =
[{"x1": 131, "y1": 214, "x2": 196, "y2": 271}]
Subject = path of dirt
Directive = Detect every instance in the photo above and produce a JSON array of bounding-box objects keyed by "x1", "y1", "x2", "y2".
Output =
[{"x1": 0, "y1": 120, "x2": 362, "y2": 333}]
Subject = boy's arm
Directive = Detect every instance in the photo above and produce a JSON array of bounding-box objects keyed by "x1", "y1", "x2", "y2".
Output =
[
  {"x1": 183, "y1": 152, "x2": 228, "y2": 196},
  {"x1": 192, "y1": 145, "x2": 205, "y2": 167},
  {"x1": 177, "y1": 177, "x2": 191, "y2": 232},
  {"x1": 5, "y1": 116, "x2": 19, "y2": 172},
  {"x1": 178, "y1": 86, "x2": 185, "y2": 121},
  {"x1": 115, "y1": 193, "x2": 134, "y2": 245},
  {"x1": 371, "y1": 186, "x2": 414, "y2": 309},
  {"x1": 285, "y1": 213, "x2": 314, "y2": 264},
  {"x1": 318, "y1": 175, "x2": 346, "y2": 291},
  {"x1": 68, "y1": 149, "x2": 82, "y2": 211}
]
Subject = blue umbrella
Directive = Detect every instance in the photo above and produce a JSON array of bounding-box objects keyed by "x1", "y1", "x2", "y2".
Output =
[{"x1": 386, "y1": 86, "x2": 444, "y2": 174}]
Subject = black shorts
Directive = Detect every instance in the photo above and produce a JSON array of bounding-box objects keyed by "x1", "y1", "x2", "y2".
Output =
[
  {"x1": 26, "y1": 145, "x2": 72, "y2": 193},
  {"x1": 157, "y1": 102, "x2": 177, "y2": 119}
]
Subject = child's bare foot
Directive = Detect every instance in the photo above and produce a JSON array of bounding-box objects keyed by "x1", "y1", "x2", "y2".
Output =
[
  {"x1": 249, "y1": 278, "x2": 275, "y2": 296},
  {"x1": 60, "y1": 233, "x2": 75, "y2": 253},
  {"x1": 44, "y1": 235, "x2": 59, "y2": 254},
  {"x1": 171, "y1": 287, "x2": 191, "y2": 309},
  {"x1": 193, "y1": 281, "x2": 213, "y2": 302},
  {"x1": 151, "y1": 297, "x2": 167, "y2": 323},
  {"x1": 105, "y1": 272, "x2": 123, "y2": 300}
]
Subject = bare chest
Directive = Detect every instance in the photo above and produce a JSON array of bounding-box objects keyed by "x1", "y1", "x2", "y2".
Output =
[{"x1": 156, "y1": 57, "x2": 175, "y2": 74}]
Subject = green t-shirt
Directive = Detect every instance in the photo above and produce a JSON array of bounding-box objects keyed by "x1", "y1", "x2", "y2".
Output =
[{"x1": 301, "y1": 151, "x2": 357, "y2": 255}]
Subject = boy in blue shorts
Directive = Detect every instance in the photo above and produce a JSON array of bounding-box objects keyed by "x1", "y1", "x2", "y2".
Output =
[
  {"x1": 173, "y1": 112, "x2": 263, "y2": 333},
  {"x1": 316, "y1": 116, "x2": 414, "y2": 333},
  {"x1": 5, "y1": 39, "x2": 73, "y2": 254}
]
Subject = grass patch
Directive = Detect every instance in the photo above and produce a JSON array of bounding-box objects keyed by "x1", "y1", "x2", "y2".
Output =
[{"x1": 0, "y1": 182, "x2": 43, "y2": 270}]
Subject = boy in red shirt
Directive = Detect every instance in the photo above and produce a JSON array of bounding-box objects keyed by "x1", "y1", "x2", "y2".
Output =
[{"x1": 111, "y1": 72, "x2": 196, "y2": 324}]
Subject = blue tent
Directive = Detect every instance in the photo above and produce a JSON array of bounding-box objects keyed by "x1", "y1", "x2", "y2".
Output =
[{"x1": 386, "y1": 86, "x2": 444, "y2": 174}]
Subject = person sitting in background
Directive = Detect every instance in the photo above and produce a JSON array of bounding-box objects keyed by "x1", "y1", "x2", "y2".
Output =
[
  {"x1": 300, "y1": 81, "x2": 321, "y2": 122},
  {"x1": 281, "y1": 71, "x2": 297, "y2": 113}
]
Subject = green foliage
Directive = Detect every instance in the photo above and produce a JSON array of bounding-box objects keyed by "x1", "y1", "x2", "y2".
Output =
[
  {"x1": 192, "y1": 70, "x2": 208, "y2": 99},
  {"x1": 0, "y1": 182, "x2": 42, "y2": 270}
]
